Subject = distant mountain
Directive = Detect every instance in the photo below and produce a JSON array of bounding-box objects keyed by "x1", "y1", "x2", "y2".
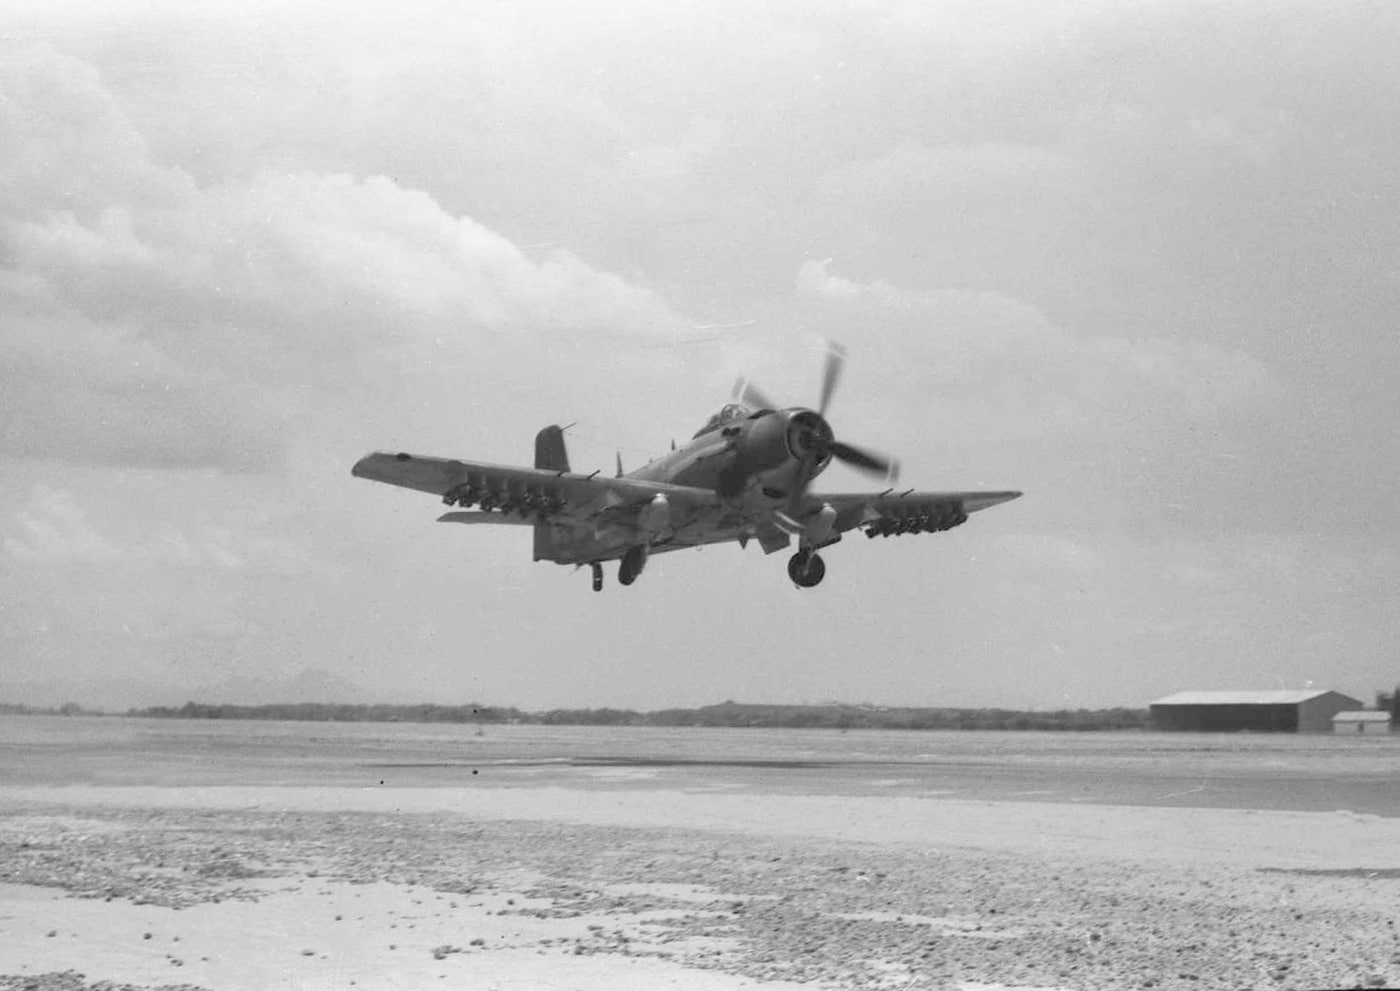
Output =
[{"x1": 0, "y1": 667, "x2": 372, "y2": 712}]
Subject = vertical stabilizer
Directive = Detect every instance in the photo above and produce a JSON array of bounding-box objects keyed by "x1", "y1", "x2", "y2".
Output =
[
  {"x1": 534, "y1": 425, "x2": 570, "y2": 472},
  {"x1": 534, "y1": 425, "x2": 570, "y2": 562}
]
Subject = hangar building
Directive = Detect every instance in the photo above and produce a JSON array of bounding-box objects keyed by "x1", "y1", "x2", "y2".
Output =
[
  {"x1": 1332, "y1": 711, "x2": 1395, "y2": 734},
  {"x1": 1149, "y1": 690, "x2": 1363, "y2": 733}
]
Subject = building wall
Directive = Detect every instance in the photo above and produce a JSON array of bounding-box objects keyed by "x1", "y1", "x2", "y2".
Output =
[
  {"x1": 1298, "y1": 692, "x2": 1364, "y2": 732},
  {"x1": 1150, "y1": 692, "x2": 1365, "y2": 733},
  {"x1": 1332, "y1": 717, "x2": 1394, "y2": 735},
  {"x1": 1150, "y1": 703, "x2": 1297, "y2": 732}
]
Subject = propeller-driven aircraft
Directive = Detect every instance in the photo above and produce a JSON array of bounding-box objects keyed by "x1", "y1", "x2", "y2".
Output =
[{"x1": 352, "y1": 344, "x2": 1020, "y2": 590}]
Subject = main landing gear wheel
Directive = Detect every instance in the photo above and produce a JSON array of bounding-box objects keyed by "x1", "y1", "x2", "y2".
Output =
[
  {"x1": 590, "y1": 562, "x2": 603, "y2": 592},
  {"x1": 787, "y1": 550, "x2": 826, "y2": 588}
]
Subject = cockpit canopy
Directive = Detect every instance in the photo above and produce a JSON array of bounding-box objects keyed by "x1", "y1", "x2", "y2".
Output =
[
  {"x1": 691, "y1": 403, "x2": 749, "y2": 438},
  {"x1": 692, "y1": 400, "x2": 786, "y2": 438}
]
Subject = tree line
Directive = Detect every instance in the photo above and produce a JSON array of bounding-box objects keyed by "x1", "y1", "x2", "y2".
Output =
[{"x1": 125, "y1": 699, "x2": 1150, "y2": 731}]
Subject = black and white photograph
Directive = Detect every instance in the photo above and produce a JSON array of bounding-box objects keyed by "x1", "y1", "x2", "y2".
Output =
[{"x1": 3, "y1": 1, "x2": 1399, "y2": 988}]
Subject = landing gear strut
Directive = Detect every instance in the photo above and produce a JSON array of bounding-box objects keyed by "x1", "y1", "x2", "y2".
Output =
[
  {"x1": 590, "y1": 562, "x2": 603, "y2": 592},
  {"x1": 787, "y1": 549, "x2": 826, "y2": 588}
]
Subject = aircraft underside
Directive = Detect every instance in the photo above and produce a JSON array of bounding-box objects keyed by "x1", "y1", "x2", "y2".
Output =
[
  {"x1": 577, "y1": 504, "x2": 970, "y2": 591},
  {"x1": 434, "y1": 481, "x2": 972, "y2": 591}
]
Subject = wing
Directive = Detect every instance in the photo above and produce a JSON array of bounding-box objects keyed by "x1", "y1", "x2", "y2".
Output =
[
  {"x1": 798, "y1": 489, "x2": 1022, "y2": 540},
  {"x1": 353, "y1": 451, "x2": 709, "y2": 501},
  {"x1": 351, "y1": 451, "x2": 734, "y2": 559}
]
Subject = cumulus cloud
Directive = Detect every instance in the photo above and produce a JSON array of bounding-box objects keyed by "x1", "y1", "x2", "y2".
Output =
[
  {"x1": 816, "y1": 141, "x2": 1076, "y2": 215},
  {"x1": 1, "y1": 483, "x2": 313, "y2": 577},
  {"x1": 791, "y1": 259, "x2": 1275, "y2": 443},
  {"x1": 0, "y1": 45, "x2": 692, "y2": 474},
  {"x1": 2, "y1": 486, "x2": 120, "y2": 563},
  {"x1": 0, "y1": 46, "x2": 192, "y2": 220}
]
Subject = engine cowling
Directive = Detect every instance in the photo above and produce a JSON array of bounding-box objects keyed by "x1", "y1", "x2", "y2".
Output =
[
  {"x1": 738, "y1": 411, "x2": 792, "y2": 470},
  {"x1": 715, "y1": 409, "x2": 836, "y2": 498},
  {"x1": 784, "y1": 410, "x2": 834, "y2": 465},
  {"x1": 715, "y1": 411, "x2": 788, "y2": 496}
]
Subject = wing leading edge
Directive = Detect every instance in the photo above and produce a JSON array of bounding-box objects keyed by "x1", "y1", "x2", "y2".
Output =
[
  {"x1": 351, "y1": 451, "x2": 718, "y2": 507},
  {"x1": 803, "y1": 489, "x2": 1022, "y2": 538}
]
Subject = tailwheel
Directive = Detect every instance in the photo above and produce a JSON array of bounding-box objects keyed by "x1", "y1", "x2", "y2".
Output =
[
  {"x1": 787, "y1": 550, "x2": 826, "y2": 588},
  {"x1": 590, "y1": 562, "x2": 603, "y2": 592}
]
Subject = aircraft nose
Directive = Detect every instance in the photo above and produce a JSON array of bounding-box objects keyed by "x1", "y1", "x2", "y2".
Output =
[{"x1": 785, "y1": 409, "x2": 834, "y2": 461}]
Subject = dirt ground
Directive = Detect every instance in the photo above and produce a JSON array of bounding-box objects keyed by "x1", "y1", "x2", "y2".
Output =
[
  {"x1": 4, "y1": 720, "x2": 1400, "y2": 989},
  {"x1": 3, "y1": 780, "x2": 1400, "y2": 990}
]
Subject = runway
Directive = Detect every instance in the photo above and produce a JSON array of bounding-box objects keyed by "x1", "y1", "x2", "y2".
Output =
[
  {"x1": 2, "y1": 717, "x2": 1399, "y2": 990},
  {"x1": 7, "y1": 718, "x2": 1400, "y2": 814}
]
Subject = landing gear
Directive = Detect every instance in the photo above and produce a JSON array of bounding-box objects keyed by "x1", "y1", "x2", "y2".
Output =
[
  {"x1": 787, "y1": 549, "x2": 826, "y2": 588},
  {"x1": 590, "y1": 562, "x2": 603, "y2": 592},
  {"x1": 618, "y1": 545, "x2": 647, "y2": 586}
]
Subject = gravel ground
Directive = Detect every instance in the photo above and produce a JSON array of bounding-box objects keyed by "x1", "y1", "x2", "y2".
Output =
[
  {"x1": 2, "y1": 801, "x2": 1399, "y2": 990},
  {"x1": 0, "y1": 975, "x2": 208, "y2": 991}
]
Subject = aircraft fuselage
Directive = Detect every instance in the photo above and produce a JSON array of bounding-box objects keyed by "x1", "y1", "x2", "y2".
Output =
[{"x1": 627, "y1": 404, "x2": 835, "y2": 505}]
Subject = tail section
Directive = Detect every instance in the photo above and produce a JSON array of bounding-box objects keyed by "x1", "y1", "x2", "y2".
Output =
[
  {"x1": 534, "y1": 425, "x2": 570, "y2": 472},
  {"x1": 534, "y1": 425, "x2": 570, "y2": 561}
]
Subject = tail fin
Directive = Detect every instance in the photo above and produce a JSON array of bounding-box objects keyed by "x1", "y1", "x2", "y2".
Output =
[
  {"x1": 534, "y1": 425, "x2": 570, "y2": 562},
  {"x1": 534, "y1": 425, "x2": 570, "y2": 472}
]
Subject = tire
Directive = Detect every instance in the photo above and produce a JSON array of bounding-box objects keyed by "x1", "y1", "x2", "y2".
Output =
[{"x1": 787, "y1": 551, "x2": 826, "y2": 588}]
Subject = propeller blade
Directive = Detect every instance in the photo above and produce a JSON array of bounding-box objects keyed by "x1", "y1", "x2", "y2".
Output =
[
  {"x1": 732, "y1": 376, "x2": 780, "y2": 412},
  {"x1": 817, "y1": 340, "x2": 846, "y2": 417},
  {"x1": 831, "y1": 440, "x2": 897, "y2": 479}
]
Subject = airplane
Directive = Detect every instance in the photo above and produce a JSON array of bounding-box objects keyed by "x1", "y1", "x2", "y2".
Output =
[{"x1": 352, "y1": 343, "x2": 1020, "y2": 591}]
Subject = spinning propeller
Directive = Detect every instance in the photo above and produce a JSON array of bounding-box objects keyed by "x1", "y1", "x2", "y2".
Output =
[{"x1": 733, "y1": 341, "x2": 899, "y2": 508}]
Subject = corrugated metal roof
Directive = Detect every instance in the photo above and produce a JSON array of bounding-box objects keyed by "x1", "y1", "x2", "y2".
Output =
[
  {"x1": 1150, "y1": 690, "x2": 1336, "y2": 707},
  {"x1": 1332, "y1": 711, "x2": 1393, "y2": 722}
]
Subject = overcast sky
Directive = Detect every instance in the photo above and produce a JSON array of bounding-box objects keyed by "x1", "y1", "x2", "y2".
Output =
[{"x1": 3, "y1": 0, "x2": 1398, "y2": 710}]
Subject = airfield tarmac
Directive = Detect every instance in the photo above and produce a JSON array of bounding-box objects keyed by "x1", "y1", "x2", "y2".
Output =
[{"x1": 2, "y1": 718, "x2": 1399, "y2": 990}]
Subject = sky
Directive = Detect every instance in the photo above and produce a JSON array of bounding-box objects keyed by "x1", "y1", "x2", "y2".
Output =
[{"x1": 2, "y1": 0, "x2": 1398, "y2": 710}]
